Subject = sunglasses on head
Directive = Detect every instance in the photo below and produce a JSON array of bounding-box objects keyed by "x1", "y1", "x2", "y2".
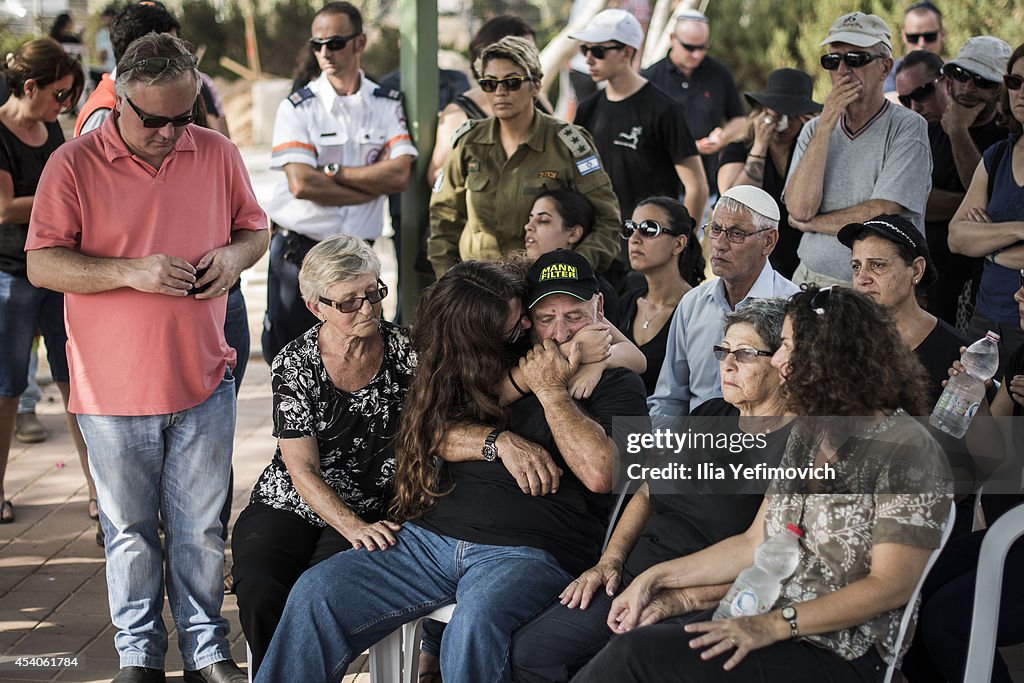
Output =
[
  {"x1": 124, "y1": 54, "x2": 198, "y2": 75},
  {"x1": 621, "y1": 219, "x2": 680, "y2": 240},
  {"x1": 898, "y1": 78, "x2": 940, "y2": 107},
  {"x1": 820, "y1": 51, "x2": 884, "y2": 71},
  {"x1": 808, "y1": 285, "x2": 835, "y2": 316},
  {"x1": 125, "y1": 96, "x2": 198, "y2": 128},
  {"x1": 1005, "y1": 74, "x2": 1024, "y2": 91},
  {"x1": 478, "y1": 76, "x2": 528, "y2": 93},
  {"x1": 309, "y1": 33, "x2": 360, "y2": 52},
  {"x1": 318, "y1": 280, "x2": 388, "y2": 313},
  {"x1": 579, "y1": 43, "x2": 626, "y2": 59},
  {"x1": 941, "y1": 63, "x2": 1000, "y2": 89},
  {"x1": 905, "y1": 31, "x2": 940, "y2": 44},
  {"x1": 673, "y1": 35, "x2": 709, "y2": 52}
]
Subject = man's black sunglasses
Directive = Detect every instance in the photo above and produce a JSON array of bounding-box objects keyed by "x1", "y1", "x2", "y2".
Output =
[
  {"x1": 579, "y1": 44, "x2": 626, "y2": 59},
  {"x1": 125, "y1": 96, "x2": 198, "y2": 128},
  {"x1": 941, "y1": 63, "x2": 1000, "y2": 89},
  {"x1": 905, "y1": 31, "x2": 940, "y2": 44},
  {"x1": 124, "y1": 54, "x2": 197, "y2": 74},
  {"x1": 309, "y1": 33, "x2": 360, "y2": 52},
  {"x1": 820, "y1": 51, "x2": 884, "y2": 71},
  {"x1": 898, "y1": 78, "x2": 941, "y2": 107},
  {"x1": 478, "y1": 76, "x2": 527, "y2": 93}
]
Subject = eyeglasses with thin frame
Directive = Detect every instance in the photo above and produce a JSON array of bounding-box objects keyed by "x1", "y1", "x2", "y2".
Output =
[
  {"x1": 579, "y1": 44, "x2": 626, "y2": 59},
  {"x1": 621, "y1": 219, "x2": 681, "y2": 240},
  {"x1": 309, "y1": 33, "x2": 361, "y2": 52},
  {"x1": 124, "y1": 96, "x2": 198, "y2": 128},
  {"x1": 820, "y1": 51, "x2": 885, "y2": 71},
  {"x1": 673, "y1": 35, "x2": 709, "y2": 52},
  {"x1": 318, "y1": 279, "x2": 388, "y2": 313},
  {"x1": 702, "y1": 222, "x2": 770, "y2": 244},
  {"x1": 905, "y1": 31, "x2": 940, "y2": 44},
  {"x1": 898, "y1": 77, "x2": 941, "y2": 108},
  {"x1": 1004, "y1": 74, "x2": 1024, "y2": 91},
  {"x1": 941, "y1": 63, "x2": 1000, "y2": 89},
  {"x1": 712, "y1": 345, "x2": 774, "y2": 363},
  {"x1": 124, "y1": 54, "x2": 198, "y2": 75},
  {"x1": 478, "y1": 76, "x2": 528, "y2": 93}
]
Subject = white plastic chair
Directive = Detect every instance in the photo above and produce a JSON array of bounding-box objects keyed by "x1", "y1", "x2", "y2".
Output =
[
  {"x1": 369, "y1": 485, "x2": 632, "y2": 683},
  {"x1": 884, "y1": 500, "x2": 957, "y2": 683},
  {"x1": 962, "y1": 502, "x2": 1024, "y2": 682}
]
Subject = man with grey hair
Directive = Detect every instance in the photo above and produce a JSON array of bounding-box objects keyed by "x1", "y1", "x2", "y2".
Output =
[
  {"x1": 26, "y1": 32, "x2": 268, "y2": 683},
  {"x1": 649, "y1": 186, "x2": 799, "y2": 416},
  {"x1": 785, "y1": 11, "x2": 932, "y2": 288}
]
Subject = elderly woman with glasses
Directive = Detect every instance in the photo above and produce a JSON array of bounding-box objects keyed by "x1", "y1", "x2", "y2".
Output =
[
  {"x1": 0, "y1": 38, "x2": 85, "y2": 525},
  {"x1": 231, "y1": 235, "x2": 415, "y2": 676},
  {"x1": 511, "y1": 299, "x2": 791, "y2": 683},
  {"x1": 574, "y1": 286, "x2": 952, "y2": 683},
  {"x1": 428, "y1": 36, "x2": 621, "y2": 280}
]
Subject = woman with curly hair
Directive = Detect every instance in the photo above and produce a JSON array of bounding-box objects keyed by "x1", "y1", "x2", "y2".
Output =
[{"x1": 573, "y1": 286, "x2": 952, "y2": 683}]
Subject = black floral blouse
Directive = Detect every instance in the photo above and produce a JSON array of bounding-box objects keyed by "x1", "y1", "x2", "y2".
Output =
[{"x1": 250, "y1": 321, "x2": 417, "y2": 525}]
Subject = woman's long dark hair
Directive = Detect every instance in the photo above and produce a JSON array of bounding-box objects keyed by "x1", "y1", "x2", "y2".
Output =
[
  {"x1": 391, "y1": 261, "x2": 525, "y2": 520},
  {"x1": 635, "y1": 196, "x2": 706, "y2": 287},
  {"x1": 2, "y1": 38, "x2": 84, "y2": 105},
  {"x1": 781, "y1": 285, "x2": 930, "y2": 417}
]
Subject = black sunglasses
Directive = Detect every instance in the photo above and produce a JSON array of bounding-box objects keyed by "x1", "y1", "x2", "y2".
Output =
[
  {"x1": 124, "y1": 54, "x2": 198, "y2": 75},
  {"x1": 1004, "y1": 74, "x2": 1024, "y2": 91},
  {"x1": 621, "y1": 219, "x2": 680, "y2": 240},
  {"x1": 309, "y1": 33, "x2": 360, "y2": 52},
  {"x1": 712, "y1": 345, "x2": 774, "y2": 363},
  {"x1": 941, "y1": 63, "x2": 1000, "y2": 89},
  {"x1": 673, "y1": 35, "x2": 709, "y2": 52},
  {"x1": 579, "y1": 44, "x2": 626, "y2": 59},
  {"x1": 905, "y1": 31, "x2": 940, "y2": 44},
  {"x1": 820, "y1": 51, "x2": 884, "y2": 71},
  {"x1": 318, "y1": 279, "x2": 388, "y2": 313},
  {"x1": 478, "y1": 76, "x2": 528, "y2": 93},
  {"x1": 898, "y1": 78, "x2": 940, "y2": 107},
  {"x1": 51, "y1": 88, "x2": 72, "y2": 103},
  {"x1": 124, "y1": 96, "x2": 198, "y2": 128}
]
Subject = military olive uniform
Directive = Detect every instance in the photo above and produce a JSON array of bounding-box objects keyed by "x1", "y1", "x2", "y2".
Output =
[{"x1": 428, "y1": 111, "x2": 621, "y2": 278}]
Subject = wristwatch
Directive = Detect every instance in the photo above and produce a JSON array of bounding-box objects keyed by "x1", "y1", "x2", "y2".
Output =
[
  {"x1": 323, "y1": 162, "x2": 340, "y2": 177},
  {"x1": 781, "y1": 605, "x2": 799, "y2": 638},
  {"x1": 482, "y1": 428, "x2": 503, "y2": 462}
]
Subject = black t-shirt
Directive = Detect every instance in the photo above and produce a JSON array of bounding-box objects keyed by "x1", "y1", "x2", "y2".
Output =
[
  {"x1": 618, "y1": 286, "x2": 672, "y2": 396},
  {"x1": 641, "y1": 55, "x2": 745, "y2": 195},
  {"x1": 720, "y1": 141, "x2": 799, "y2": 279},
  {"x1": 622, "y1": 398, "x2": 789, "y2": 582},
  {"x1": 574, "y1": 82, "x2": 699, "y2": 220},
  {"x1": 415, "y1": 367, "x2": 649, "y2": 575},
  {"x1": 0, "y1": 120, "x2": 63, "y2": 277},
  {"x1": 915, "y1": 318, "x2": 970, "y2": 408}
]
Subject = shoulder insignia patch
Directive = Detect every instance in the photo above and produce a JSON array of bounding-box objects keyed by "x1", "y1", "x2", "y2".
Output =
[
  {"x1": 287, "y1": 87, "x2": 315, "y2": 107},
  {"x1": 451, "y1": 119, "x2": 477, "y2": 148},
  {"x1": 373, "y1": 87, "x2": 403, "y2": 101},
  {"x1": 557, "y1": 124, "x2": 593, "y2": 159}
]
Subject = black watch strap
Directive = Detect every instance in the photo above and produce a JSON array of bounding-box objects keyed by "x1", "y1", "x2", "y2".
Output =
[
  {"x1": 482, "y1": 428, "x2": 503, "y2": 461},
  {"x1": 782, "y1": 606, "x2": 799, "y2": 638}
]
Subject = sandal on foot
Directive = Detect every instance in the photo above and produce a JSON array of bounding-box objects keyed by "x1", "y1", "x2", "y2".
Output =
[
  {"x1": 88, "y1": 498, "x2": 99, "y2": 520},
  {"x1": 0, "y1": 500, "x2": 14, "y2": 524}
]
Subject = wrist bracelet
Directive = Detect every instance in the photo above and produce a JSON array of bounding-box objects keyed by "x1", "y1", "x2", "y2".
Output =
[
  {"x1": 747, "y1": 153, "x2": 766, "y2": 159},
  {"x1": 508, "y1": 369, "x2": 528, "y2": 396}
]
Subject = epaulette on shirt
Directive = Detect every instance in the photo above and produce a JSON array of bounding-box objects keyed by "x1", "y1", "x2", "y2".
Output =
[
  {"x1": 556, "y1": 124, "x2": 594, "y2": 158},
  {"x1": 450, "y1": 118, "x2": 478, "y2": 148},
  {"x1": 373, "y1": 87, "x2": 403, "y2": 101},
  {"x1": 288, "y1": 87, "x2": 315, "y2": 107}
]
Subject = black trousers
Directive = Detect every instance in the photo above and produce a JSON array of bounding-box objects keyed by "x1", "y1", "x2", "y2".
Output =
[
  {"x1": 230, "y1": 502, "x2": 353, "y2": 676},
  {"x1": 901, "y1": 527, "x2": 1024, "y2": 683},
  {"x1": 261, "y1": 230, "x2": 320, "y2": 364},
  {"x1": 570, "y1": 613, "x2": 885, "y2": 683}
]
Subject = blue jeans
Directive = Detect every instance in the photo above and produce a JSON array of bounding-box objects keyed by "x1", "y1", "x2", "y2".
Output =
[
  {"x1": 77, "y1": 375, "x2": 237, "y2": 670},
  {"x1": 256, "y1": 523, "x2": 572, "y2": 683},
  {"x1": 0, "y1": 270, "x2": 69, "y2": 397}
]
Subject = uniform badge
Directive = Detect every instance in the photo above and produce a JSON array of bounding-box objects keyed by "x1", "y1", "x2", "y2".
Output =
[
  {"x1": 467, "y1": 161, "x2": 480, "y2": 172},
  {"x1": 288, "y1": 87, "x2": 315, "y2": 107},
  {"x1": 576, "y1": 155, "x2": 601, "y2": 176},
  {"x1": 538, "y1": 171, "x2": 557, "y2": 179}
]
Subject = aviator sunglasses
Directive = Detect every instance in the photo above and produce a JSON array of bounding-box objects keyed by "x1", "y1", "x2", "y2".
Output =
[{"x1": 820, "y1": 51, "x2": 884, "y2": 70}]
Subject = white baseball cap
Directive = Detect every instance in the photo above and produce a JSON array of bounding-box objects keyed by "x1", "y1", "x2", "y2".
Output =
[
  {"x1": 718, "y1": 185, "x2": 781, "y2": 222},
  {"x1": 569, "y1": 9, "x2": 645, "y2": 50}
]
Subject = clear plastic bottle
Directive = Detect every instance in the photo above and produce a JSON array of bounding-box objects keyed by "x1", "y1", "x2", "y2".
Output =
[
  {"x1": 929, "y1": 331, "x2": 1000, "y2": 439},
  {"x1": 713, "y1": 524, "x2": 803, "y2": 620}
]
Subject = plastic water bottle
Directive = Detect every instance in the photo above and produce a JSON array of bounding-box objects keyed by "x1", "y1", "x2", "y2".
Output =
[
  {"x1": 929, "y1": 331, "x2": 1000, "y2": 439},
  {"x1": 713, "y1": 524, "x2": 803, "y2": 620}
]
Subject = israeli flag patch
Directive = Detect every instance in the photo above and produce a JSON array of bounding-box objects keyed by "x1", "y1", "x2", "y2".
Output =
[{"x1": 576, "y1": 155, "x2": 601, "y2": 176}]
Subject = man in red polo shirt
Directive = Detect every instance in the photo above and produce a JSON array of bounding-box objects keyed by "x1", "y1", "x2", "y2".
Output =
[{"x1": 26, "y1": 33, "x2": 267, "y2": 683}]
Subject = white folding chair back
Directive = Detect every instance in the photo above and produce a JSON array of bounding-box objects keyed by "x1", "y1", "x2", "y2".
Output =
[
  {"x1": 963, "y1": 502, "x2": 1024, "y2": 682},
  {"x1": 246, "y1": 642, "x2": 252, "y2": 683},
  {"x1": 884, "y1": 500, "x2": 956, "y2": 683}
]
